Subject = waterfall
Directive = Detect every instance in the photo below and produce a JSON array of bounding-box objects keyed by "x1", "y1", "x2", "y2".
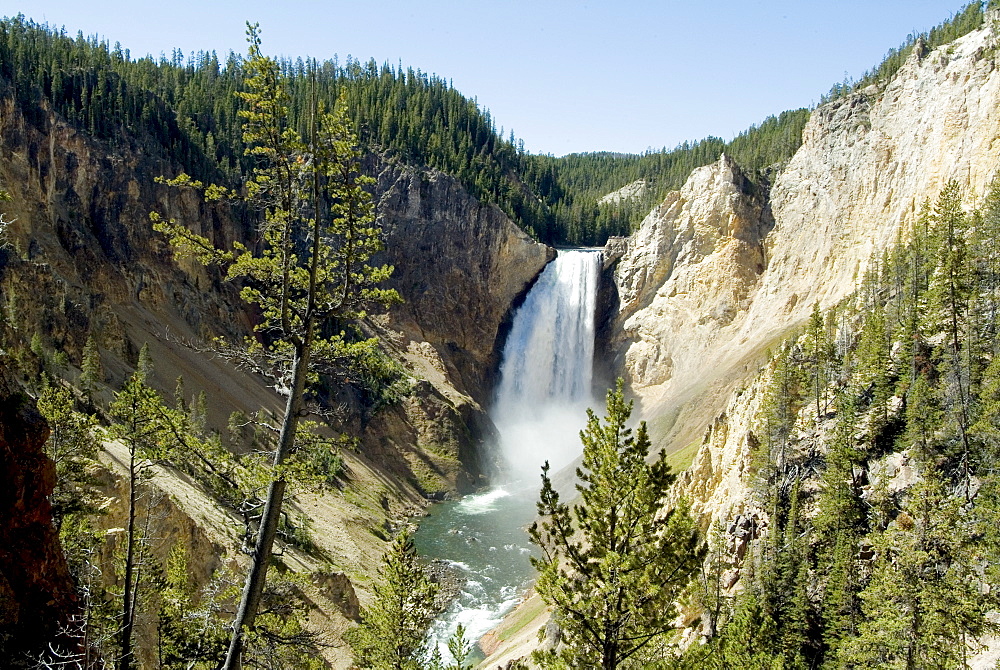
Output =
[
  {"x1": 416, "y1": 248, "x2": 602, "y2": 662},
  {"x1": 492, "y1": 249, "x2": 602, "y2": 482}
]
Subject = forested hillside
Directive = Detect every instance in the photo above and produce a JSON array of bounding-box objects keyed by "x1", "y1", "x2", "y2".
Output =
[
  {"x1": 0, "y1": 15, "x2": 810, "y2": 246},
  {"x1": 682, "y1": 180, "x2": 1000, "y2": 667}
]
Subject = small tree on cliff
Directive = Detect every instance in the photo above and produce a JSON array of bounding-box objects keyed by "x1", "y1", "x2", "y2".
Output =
[
  {"x1": 108, "y1": 346, "x2": 175, "y2": 670},
  {"x1": 0, "y1": 186, "x2": 10, "y2": 231},
  {"x1": 37, "y1": 376, "x2": 100, "y2": 531},
  {"x1": 528, "y1": 379, "x2": 703, "y2": 670},
  {"x1": 79, "y1": 334, "x2": 103, "y2": 407},
  {"x1": 349, "y1": 532, "x2": 439, "y2": 670},
  {"x1": 151, "y1": 24, "x2": 396, "y2": 670}
]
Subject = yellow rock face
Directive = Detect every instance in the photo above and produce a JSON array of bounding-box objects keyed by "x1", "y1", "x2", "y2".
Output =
[{"x1": 610, "y1": 22, "x2": 1000, "y2": 450}]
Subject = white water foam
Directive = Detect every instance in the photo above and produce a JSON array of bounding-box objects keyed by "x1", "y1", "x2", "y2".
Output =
[{"x1": 455, "y1": 487, "x2": 512, "y2": 514}]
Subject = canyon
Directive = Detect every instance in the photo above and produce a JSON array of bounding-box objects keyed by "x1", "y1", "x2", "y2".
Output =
[{"x1": 4, "y1": 7, "x2": 1000, "y2": 668}]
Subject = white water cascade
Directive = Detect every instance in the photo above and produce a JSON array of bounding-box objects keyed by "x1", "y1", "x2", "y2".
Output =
[
  {"x1": 492, "y1": 248, "x2": 602, "y2": 482},
  {"x1": 415, "y1": 249, "x2": 603, "y2": 662}
]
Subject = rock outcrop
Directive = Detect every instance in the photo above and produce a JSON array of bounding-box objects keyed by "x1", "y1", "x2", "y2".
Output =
[
  {"x1": 748, "y1": 21, "x2": 1000, "y2": 342},
  {"x1": 0, "y1": 367, "x2": 76, "y2": 664},
  {"x1": 598, "y1": 179, "x2": 648, "y2": 206},
  {"x1": 607, "y1": 21, "x2": 1000, "y2": 451}
]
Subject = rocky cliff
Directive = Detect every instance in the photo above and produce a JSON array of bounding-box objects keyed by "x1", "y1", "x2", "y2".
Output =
[
  {"x1": 566, "y1": 20, "x2": 1000, "y2": 662},
  {"x1": 375, "y1": 158, "x2": 554, "y2": 404},
  {"x1": 0, "y1": 89, "x2": 550, "y2": 663},
  {"x1": 0, "y1": 367, "x2": 77, "y2": 665},
  {"x1": 607, "y1": 19, "x2": 1000, "y2": 455},
  {"x1": 607, "y1": 154, "x2": 771, "y2": 393}
]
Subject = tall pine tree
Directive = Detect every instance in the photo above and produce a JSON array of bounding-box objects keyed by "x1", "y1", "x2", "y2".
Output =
[
  {"x1": 348, "y1": 532, "x2": 439, "y2": 670},
  {"x1": 152, "y1": 24, "x2": 397, "y2": 669},
  {"x1": 528, "y1": 380, "x2": 702, "y2": 670}
]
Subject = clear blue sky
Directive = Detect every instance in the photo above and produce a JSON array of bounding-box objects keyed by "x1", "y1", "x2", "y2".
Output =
[{"x1": 10, "y1": 0, "x2": 973, "y2": 156}]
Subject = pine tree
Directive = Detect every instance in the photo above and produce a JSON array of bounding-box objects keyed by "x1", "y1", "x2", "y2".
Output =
[
  {"x1": 927, "y1": 181, "x2": 975, "y2": 490},
  {"x1": 173, "y1": 375, "x2": 187, "y2": 413},
  {"x1": 151, "y1": 24, "x2": 397, "y2": 669},
  {"x1": 528, "y1": 379, "x2": 702, "y2": 670},
  {"x1": 190, "y1": 389, "x2": 207, "y2": 437},
  {"x1": 818, "y1": 530, "x2": 862, "y2": 666},
  {"x1": 804, "y1": 301, "x2": 830, "y2": 423},
  {"x1": 974, "y1": 178, "x2": 1000, "y2": 352},
  {"x1": 842, "y1": 471, "x2": 996, "y2": 667},
  {"x1": 856, "y1": 302, "x2": 892, "y2": 435},
  {"x1": 79, "y1": 334, "x2": 103, "y2": 405},
  {"x1": 776, "y1": 482, "x2": 812, "y2": 666},
  {"x1": 707, "y1": 591, "x2": 784, "y2": 670},
  {"x1": 156, "y1": 544, "x2": 229, "y2": 669},
  {"x1": 899, "y1": 203, "x2": 932, "y2": 399},
  {"x1": 905, "y1": 370, "x2": 942, "y2": 461},
  {"x1": 813, "y1": 393, "x2": 866, "y2": 661},
  {"x1": 441, "y1": 624, "x2": 475, "y2": 670},
  {"x1": 971, "y1": 353, "x2": 1000, "y2": 467},
  {"x1": 37, "y1": 377, "x2": 100, "y2": 531},
  {"x1": 690, "y1": 522, "x2": 730, "y2": 641},
  {"x1": 348, "y1": 532, "x2": 439, "y2": 670},
  {"x1": 107, "y1": 348, "x2": 173, "y2": 670},
  {"x1": 156, "y1": 549, "x2": 323, "y2": 669},
  {"x1": 756, "y1": 343, "x2": 803, "y2": 486}
]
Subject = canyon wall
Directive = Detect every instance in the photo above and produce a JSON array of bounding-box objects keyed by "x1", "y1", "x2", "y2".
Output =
[
  {"x1": 607, "y1": 20, "x2": 1000, "y2": 461},
  {"x1": 0, "y1": 96, "x2": 550, "y2": 496},
  {"x1": 0, "y1": 367, "x2": 76, "y2": 665},
  {"x1": 375, "y1": 158, "x2": 554, "y2": 404}
]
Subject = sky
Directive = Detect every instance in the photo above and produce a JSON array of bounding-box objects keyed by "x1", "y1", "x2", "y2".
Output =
[{"x1": 7, "y1": 0, "x2": 976, "y2": 156}]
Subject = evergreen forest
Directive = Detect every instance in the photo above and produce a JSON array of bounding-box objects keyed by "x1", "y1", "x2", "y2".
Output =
[
  {"x1": 680, "y1": 180, "x2": 1000, "y2": 668},
  {"x1": 0, "y1": 14, "x2": 809, "y2": 246}
]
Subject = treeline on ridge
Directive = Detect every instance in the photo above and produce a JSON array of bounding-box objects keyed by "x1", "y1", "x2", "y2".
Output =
[
  {"x1": 823, "y1": 0, "x2": 992, "y2": 102},
  {"x1": 532, "y1": 108, "x2": 810, "y2": 245},
  {"x1": 0, "y1": 14, "x2": 808, "y2": 246}
]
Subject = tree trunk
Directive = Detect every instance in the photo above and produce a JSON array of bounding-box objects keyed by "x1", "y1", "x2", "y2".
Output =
[
  {"x1": 603, "y1": 641, "x2": 618, "y2": 670},
  {"x1": 118, "y1": 443, "x2": 137, "y2": 670},
  {"x1": 223, "y1": 349, "x2": 310, "y2": 670}
]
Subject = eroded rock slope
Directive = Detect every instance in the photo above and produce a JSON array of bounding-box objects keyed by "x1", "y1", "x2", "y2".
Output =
[{"x1": 608, "y1": 21, "x2": 1000, "y2": 456}]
